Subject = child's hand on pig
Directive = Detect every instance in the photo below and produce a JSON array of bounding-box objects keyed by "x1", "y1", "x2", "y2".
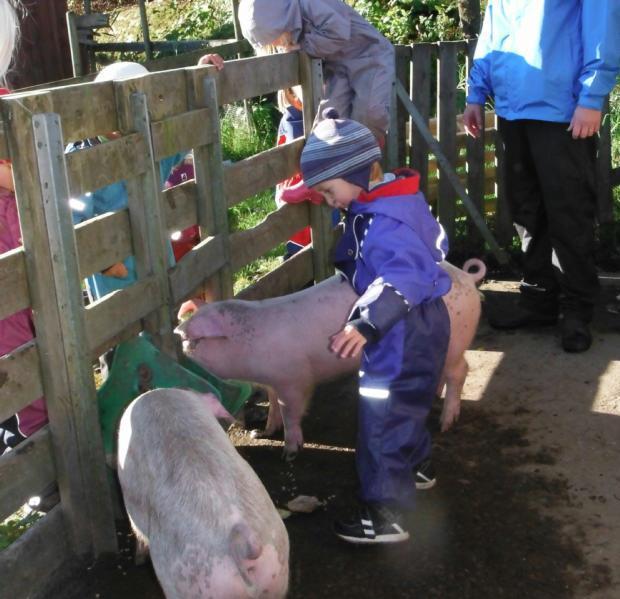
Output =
[{"x1": 330, "y1": 325, "x2": 366, "y2": 359}]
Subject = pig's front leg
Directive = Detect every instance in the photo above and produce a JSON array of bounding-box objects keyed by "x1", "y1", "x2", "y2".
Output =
[{"x1": 277, "y1": 384, "x2": 312, "y2": 461}]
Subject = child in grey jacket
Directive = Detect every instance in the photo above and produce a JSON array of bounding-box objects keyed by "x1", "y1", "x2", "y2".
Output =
[{"x1": 238, "y1": 0, "x2": 395, "y2": 142}]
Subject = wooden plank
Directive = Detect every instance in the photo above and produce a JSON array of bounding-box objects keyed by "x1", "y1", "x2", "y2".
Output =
[
  {"x1": 115, "y1": 70, "x2": 190, "y2": 131},
  {"x1": 65, "y1": 133, "x2": 147, "y2": 197},
  {"x1": 66, "y1": 11, "x2": 83, "y2": 78},
  {"x1": 74, "y1": 211, "x2": 132, "y2": 279},
  {"x1": 163, "y1": 180, "x2": 199, "y2": 234},
  {"x1": 75, "y1": 12, "x2": 109, "y2": 29},
  {"x1": 0, "y1": 427, "x2": 56, "y2": 522},
  {"x1": 169, "y1": 236, "x2": 228, "y2": 304},
  {"x1": 230, "y1": 203, "x2": 310, "y2": 271},
  {"x1": 209, "y1": 53, "x2": 300, "y2": 105},
  {"x1": 395, "y1": 81, "x2": 509, "y2": 264},
  {"x1": 0, "y1": 506, "x2": 72, "y2": 599},
  {"x1": 6, "y1": 108, "x2": 117, "y2": 558},
  {"x1": 0, "y1": 342, "x2": 44, "y2": 424},
  {"x1": 394, "y1": 45, "x2": 411, "y2": 167},
  {"x1": 596, "y1": 97, "x2": 613, "y2": 223},
  {"x1": 437, "y1": 41, "x2": 458, "y2": 241},
  {"x1": 411, "y1": 44, "x2": 433, "y2": 194},
  {"x1": 142, "y1": 39, "x2": 251, "y2": 71},
  {"x1": 493, "y1": 114, "x2": 514, "y2": 246},
  {"x1": 612, "y1": 166, "x2": 620, "y2": 187},
  {"x1": 224, "y1": 139, "x2": 304, "y2": 207},
  {"x1": 84, "y1": 276, "x2": 161, "y2": 353},
  {"x1": 236, "y1": 245, "x2": 314, "y2": 301},
  {"x1": 0, "y1": 248, "x2": 30, "y2": 320},
  {"x1": 151, "y1": 108, "x2": 215, "y2": 161},
  {"x1": 465, "y1": 38, "x2": 486, "y2": 248},
  {"x1": 0, "y1": 122, "x2": 8, "y2": 159},
  {"x1": 186, "y1": 71, "x2": 234, "y2": 300},
  {"x1": 300, "y1": 53, "x2": 333, "y2": 283},
  {"x1": 8, "y1": 82, "x2": 118, "y2": 141}
]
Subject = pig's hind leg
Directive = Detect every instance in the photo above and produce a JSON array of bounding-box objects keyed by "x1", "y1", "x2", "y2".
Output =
[
  {"x1": 440, "y1": 356, "x2": 468, "y2": 432},
  {"x1": 278, "y1": 383, "x2": 313, "y2": 461}
]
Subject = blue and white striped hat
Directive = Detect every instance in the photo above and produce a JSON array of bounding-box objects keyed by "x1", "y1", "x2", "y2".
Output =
[{"x1": 301, "y1": 109, "x2": 382, "y2": 189}]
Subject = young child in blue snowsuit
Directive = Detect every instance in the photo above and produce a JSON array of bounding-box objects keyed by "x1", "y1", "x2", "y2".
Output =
[{"x1": 300, "y1": 110, "x2": 451, "y2": 544}]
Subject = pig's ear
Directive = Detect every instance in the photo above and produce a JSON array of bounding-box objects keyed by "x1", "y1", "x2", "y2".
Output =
[
  {"x1": 184, "y1": 309, "x2": 229, "y2": 339},
  {"x1": 201, "y1": 392, "x2": 235, "y2": 423}
]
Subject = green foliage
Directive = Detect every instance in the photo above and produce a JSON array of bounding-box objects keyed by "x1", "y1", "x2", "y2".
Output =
[
  {"x1": 349, "y1": 0, "x2": 462, "y2": 43},
  {"x1": 0, "y1": 508, "x2": 43, "y2": 551},
  {"x1": 163, "y1": 0, "x2": 233, "y2": 41}
]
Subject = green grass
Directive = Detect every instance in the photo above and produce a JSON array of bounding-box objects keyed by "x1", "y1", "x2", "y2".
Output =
[{"x1": 0, "y1": 507, "x2": 43, "y2": 550}]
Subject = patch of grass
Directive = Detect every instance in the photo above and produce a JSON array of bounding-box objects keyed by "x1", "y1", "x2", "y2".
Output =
[{"x1": 0, "y1": 507, "x2": 43, "y2": 550}]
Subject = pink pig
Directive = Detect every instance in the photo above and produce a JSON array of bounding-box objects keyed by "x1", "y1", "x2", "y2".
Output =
[
  {"x1": 117, "y1": 388, "x2": 289, "y2": 598},
  {"x1": 177, "y1": 260, "x2": 484, "y2": 458}
]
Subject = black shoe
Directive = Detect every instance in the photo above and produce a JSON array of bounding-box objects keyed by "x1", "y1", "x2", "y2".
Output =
[
  {"x1": 561, "y1": 315, "x2": 592, "y2": 353},
  {"x1": 334, "y1": 504, "x2": 410, "y2": 545},
  {"x1": 487, "y1": 302, "x2": 558, "y2": 330},
  {"x1": 414, "y1": 458, "x2": 436, "y2": 490}
]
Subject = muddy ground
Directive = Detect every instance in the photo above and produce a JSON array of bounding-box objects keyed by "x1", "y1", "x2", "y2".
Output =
[{"x1": 50, "y1": 281, "x2": 620, "y2": 599}]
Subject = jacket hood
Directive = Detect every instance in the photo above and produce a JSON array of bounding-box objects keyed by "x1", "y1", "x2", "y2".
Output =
[
  {"x1": 351, "y1": 171, "x2": 448, "y2": 262},
  {"x1": 239, "y1": 0, "x2": 302, "y2": 47}
]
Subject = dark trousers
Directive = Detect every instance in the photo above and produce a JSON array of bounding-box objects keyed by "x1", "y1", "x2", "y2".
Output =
[
  {"x1": 356, "y1": 297, "x2": 449, "y2": 510},
  {"x1": 497, "y1": 118, "x2": 599, "y2": 319}
]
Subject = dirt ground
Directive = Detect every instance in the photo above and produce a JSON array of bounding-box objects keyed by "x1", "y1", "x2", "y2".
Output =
[{"x1": 51, "y1": 281, "x2": 620, "y2": 599}]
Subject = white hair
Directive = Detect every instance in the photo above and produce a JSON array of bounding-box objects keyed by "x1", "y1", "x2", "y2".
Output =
[{"x1": 0, "y1": 0, "x2": 19, "y2": 81}]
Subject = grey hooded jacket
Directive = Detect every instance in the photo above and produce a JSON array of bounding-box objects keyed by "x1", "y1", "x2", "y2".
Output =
[{"x1": 239, "y1": 0, "x2": 395, "y2": 138}]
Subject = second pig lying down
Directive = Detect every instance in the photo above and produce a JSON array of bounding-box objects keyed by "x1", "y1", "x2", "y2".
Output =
[
  {"x1": 176, "y1": 261, "x2": 484, "y2": 459},
  {"x1": 117, "y1": 388, "x2": 289, "y2": 599}
]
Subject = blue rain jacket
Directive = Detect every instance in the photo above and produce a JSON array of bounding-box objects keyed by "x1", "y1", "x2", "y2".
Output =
[
  {"x1": 467, "y1": 0, "x2": 620, "y2": 122},
  {"x1": 71, "y1": 153, "x2": 183, "y2": 300}
]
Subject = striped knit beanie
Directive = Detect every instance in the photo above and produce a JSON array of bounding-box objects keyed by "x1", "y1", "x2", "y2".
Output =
[{"x1": 301, "y1": 109, "x2": 382, "y2": 190}]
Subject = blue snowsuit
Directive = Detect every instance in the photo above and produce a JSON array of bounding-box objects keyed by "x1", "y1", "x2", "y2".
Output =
[{"x1": 334, "y1": 171, "x2": 451, "y2": 509}]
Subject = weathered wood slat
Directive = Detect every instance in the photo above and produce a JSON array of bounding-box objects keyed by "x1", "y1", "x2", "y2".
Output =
[
  {"x1": 85, "y1": 275, "x2": 161, "y2": 355},
  {"x1": 65, "y1": 133, "x2": 147, "y2": 197},
  {"x1": 0, "y1": 506, "x2": 71, "y2": 599},
  {"x1": 115, "y1": 70, "x2": 190, "y2": 132},
  {"x1": 236, "y1": 245, "x2": 314, "y2": 301},
  {"x1": 437, "y1": 42, "x2": 458, "y2": 240},
  {"x1": 394, "y1": 46, "x2": 411, "y2": 166},
  {"x1": 0, "y1": 248, "x2": 30, "y2": 320},
  {"x1": 596, "y1": 97, "x2": 613, "y2": 223},
  {"x1": 151, "y1": 108, "x2": 214, "y2": 161},
  {"x1": 224, "y1": 139, "x2": 304, "y2": 207},
  {"x1": 163, "y1": 179, "x2": 199, "y2": 233},
  {"x1": 411, "y1": 44, "x2": 434, "y2": 194},
  {"x1": 0, "y1": 427, "x2": 56, "y2": 522},
  {"x1": 30, "y1": 112, "x2": 117, "y2": 555},
  {"x1": 230, "y1": 203, "x2": 310, "y2": 271},
  {"x1": 0, "y1": 122, "x2": 8, "y2": 157},
  {"x1": 74, "y1": 210, "x2": 133, "y2": 279},
  {"x1": 211, "y1": 53, "x2": 300, "y2": 105},
  {"x1": 169, "y1": 235, "x2": 228, "y2": 305},
  {"x1": 0, "y1": 342, "x2": 44, "y2": 424},
  {"x1": 611, "y1": 166, "x2": 620, "y2": 187},
  {"x1": 493, "y1": 114, "x2": 514, "y2": 245},
  {"x1": 143, "y1": 39, "x2": 252, "y2": 71}
]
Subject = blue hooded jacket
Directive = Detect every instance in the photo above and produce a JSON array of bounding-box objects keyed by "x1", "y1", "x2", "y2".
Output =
[
  {"x1": 334, "y1": 171, "x2": 451, "y2": 343},
  {"x1": 467, "y1": 0, "x2": 620, "y2": 122}
]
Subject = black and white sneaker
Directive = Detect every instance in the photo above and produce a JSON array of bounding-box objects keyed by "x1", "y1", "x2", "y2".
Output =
[
  {"x1": 333, "y1": 504, "x2": 410, "y2": 544},
  {"x1": 414, "y1": 458, "x2": 436, "y2": 490}
]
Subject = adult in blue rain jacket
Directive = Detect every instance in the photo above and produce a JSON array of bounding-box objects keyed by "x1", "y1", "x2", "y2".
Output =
[
  {"x1": 300, "y1": 111, "x2": 451, "y2": 545},
  {"x1": 464, "y1": 0, "x2": 620, "y2": 353}
]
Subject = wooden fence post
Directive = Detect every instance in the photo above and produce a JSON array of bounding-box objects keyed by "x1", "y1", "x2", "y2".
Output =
[
  {"x1": 411, "y1": 43, "x2": 433, "y2": 196},
  {"x1": 465, "y1": 38, "x2": 486, "y2": 250},
  {"x1": 4, "y1": 106, "x2": 117, "y2": 558},
  {"x1": 66, "y1": 12, "x2": 84, "y2": 78},
  {"x1": 597, "y1": 97, "x2": 613, "y2": 224},
  {"x1": 493, "y1": 114, "x2": 515, "y2": 247},
  {"x1": 299, "y1": 52, "x2": 334, "y2": 282},
  {"x1": 394, "y1": 45, "x2": 411, "y2": 167},
  {"x1": 437, "y1": 41, "x2": 458, "y2": 242},
  {"x1": 127, "y1": 92, "x2": 178, "y2": 355}
]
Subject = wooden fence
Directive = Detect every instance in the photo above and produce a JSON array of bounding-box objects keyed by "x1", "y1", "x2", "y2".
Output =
[
  {"x1": 0, "y1": 51, "x2": 332, "y2": 598},
  {"x1": 387, "y1": 40, "x2": 619, "y2": 252}
]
